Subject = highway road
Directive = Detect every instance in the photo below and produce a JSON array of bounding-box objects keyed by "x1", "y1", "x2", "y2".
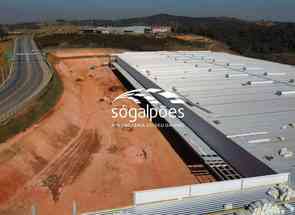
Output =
[{"x1": 0, "y1": 36, "x2": 46, "y2": 116}]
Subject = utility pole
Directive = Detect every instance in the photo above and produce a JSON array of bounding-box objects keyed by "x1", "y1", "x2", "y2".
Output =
[
  {"x1": 31, "y1": 204, "x2": 37, "y2": 215},
  {"x1": 72, "y1": 201, "x2": 78, "y2": 215}
]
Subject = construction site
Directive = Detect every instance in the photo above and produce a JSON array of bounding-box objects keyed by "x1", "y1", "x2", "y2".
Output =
[
  {"x1": 0, "y1": 48, "x2": 216, "y2": 215},
  {"x1": 1, "y1": 0, "x2": 295, "y2": 212},
  {"x1": 0, "y1": 42, "x2": 295, "y2": 215}
]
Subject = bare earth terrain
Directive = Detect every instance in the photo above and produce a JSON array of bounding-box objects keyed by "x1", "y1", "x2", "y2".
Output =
[
  {"x1": 0, "y1": 49, "x2": 196, "y2": 214},
  {"x1": 174, "y1": 34, "x2": 236, "y2": 54}
]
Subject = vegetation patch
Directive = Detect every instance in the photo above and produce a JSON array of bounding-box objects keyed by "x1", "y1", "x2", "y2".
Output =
[
  {"x1": 0, "y1": 40, "x2": 13, "y2": 66},
  {"x1": 175, "y1": 19, "x2": 295, "y2": 65},
  {"x1": 35, "y1": 33, "x2": 210, "y2": 51},
  {"x1": 0, "y1": 72, "x2": 63, "y2": 143},
  {"x1": 0, "y1": 40, "x2": 13, "y2": 85}
]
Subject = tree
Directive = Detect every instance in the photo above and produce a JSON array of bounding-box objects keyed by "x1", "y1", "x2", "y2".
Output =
[{"x1": 0, "y1": 26, "x2": 8, "y2": 40}]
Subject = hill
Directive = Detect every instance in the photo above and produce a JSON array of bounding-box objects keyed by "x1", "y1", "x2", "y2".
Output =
[
  {"x1": 30, "y1": 14, "x2": 295, "y2": 65},
  {"x1": 112, "y1": 14, "x2": 248, "y2": 26},
  {"x1": 72, "y1": 14, "x2": 249, "y2": 28},
  {"x1": 113, "y1": 14, "x2": 295, "y2": 65}
]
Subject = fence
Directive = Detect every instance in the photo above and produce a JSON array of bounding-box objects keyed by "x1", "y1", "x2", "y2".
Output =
[
  {"x1": 29, "y1": 201, "x2": 78, "y2": 215},
  {"x1": 0, "y1": 37, "x2": 53, "y2": 125}
]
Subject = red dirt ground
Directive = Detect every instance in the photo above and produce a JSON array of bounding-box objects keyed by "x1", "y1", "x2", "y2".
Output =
[
  {"x1": 174, "y1": 34, "x2": 236, "y2": 54},
  {"x1": 0, "y1": 49, "x2": 198, "y2": 215}
]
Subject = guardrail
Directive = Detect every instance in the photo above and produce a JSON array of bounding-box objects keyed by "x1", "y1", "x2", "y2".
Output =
[{"x1": 0, "y1": 37, "x2": 53, "y2": 125}]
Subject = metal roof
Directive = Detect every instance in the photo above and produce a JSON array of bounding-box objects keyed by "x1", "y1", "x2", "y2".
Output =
[
  {"x1": 80, "y1": 26, "x2": 151, "y2": 33},
  {"x1": 113, "y1": 60, "x2": 241, "y2": 180},
  {"x1": 83, "y1": 173, "x2": 294, "y2": 215},
  {"x1": 85, "y1": 189, "x2": 295, "y2": 215},
  {"x1": 113, "y1": 51, "x2": 295, "y2": 183},
  {"x1": 84, "y1": 186, "x2": 271, "y2": 215}
]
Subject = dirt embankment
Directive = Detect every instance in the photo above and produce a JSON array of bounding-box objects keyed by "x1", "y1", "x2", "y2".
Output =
[
  {"x1": 0, "y1": 49, "x2": 196, "y2": 215},
  {"x1": 174, "y1": 34, "x2": 236, "y2": 54}
]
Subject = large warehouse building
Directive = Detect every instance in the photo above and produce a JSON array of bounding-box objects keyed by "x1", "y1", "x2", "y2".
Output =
[{"x1": 85, "y1": 51, "x2": 295, "y2": 215}]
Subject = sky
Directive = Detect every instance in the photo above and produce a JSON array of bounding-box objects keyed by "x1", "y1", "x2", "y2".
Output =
[{"x1": 1, "y1": 0, "x2": 295, "y2": 24}]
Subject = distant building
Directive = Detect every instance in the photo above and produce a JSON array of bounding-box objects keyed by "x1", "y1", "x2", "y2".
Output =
[
  {"x1": 80, "y1": 26, "x2": 151, "y2": 35},
  {"x1": 118, "y1": 26, "x2": 151, "y2": 34},
  {"x1": 152, "y1": 26, "x2": 172, "y2": 34}
]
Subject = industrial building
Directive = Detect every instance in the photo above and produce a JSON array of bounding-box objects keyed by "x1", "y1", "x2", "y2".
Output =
[
  {"x1": 113, "y1": 51, "x2": 295, "y2": 180},
  {"x1": 85, "y1": 51, "x2": 295, "y2": 214},
  {"x1": 80, "y1": 26, "x2": 152, "y2": 34},
  {"x1": 79, "y1": 26, "x2": 171, "y2": 35},
  {"x1": 152, "y1": 26, "x2": 172, "y2": 34}
]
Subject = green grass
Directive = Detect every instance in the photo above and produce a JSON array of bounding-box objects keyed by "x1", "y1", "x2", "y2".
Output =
[
  {"x1": 0, "y1": 40, "x2": 13, "y2": 85},
  {"x1": 0, "y1": 72, "x2": 63, "y2": 143},
  {"x1": 0, "y1": 40, "x2": 13, "y2": 65},
  {"x1": 3, "y1": 49, "x2": 13, "y2": 64}
]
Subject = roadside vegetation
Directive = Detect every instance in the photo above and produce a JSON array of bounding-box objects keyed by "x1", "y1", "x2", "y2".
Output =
[
  {"x1": 35, "y1": 33, "x2": 210, "y2": 51},
  {"x1": 0, "y1": 72, "x2": 63, "y2": 143},
  {"x1": 0, "y1": 26, "x2": 13, "y2": 84},
  {"x1": 0, "y1": 40, "x2": 13, "y2": 85},
  {"x1": 0, "y1": 40, "x2": 12, "y2": 66}
]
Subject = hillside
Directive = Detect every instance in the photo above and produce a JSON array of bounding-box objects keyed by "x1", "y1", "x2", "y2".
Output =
[
  {"x1": 70, "y1": 14, "x2": 249, "y2": 29},
  {"x1": 14, "y1": 14, "x2": 295, "y2": 65},
  {"x1": 35, "y1": 34, "x2": 210, "y2": 51},
  {"x1": 112, "y1": 14, "x2": 248, "y2": 26},
  {"x1": 112, "y1": 14, "x2": 295, "y2": 65}
]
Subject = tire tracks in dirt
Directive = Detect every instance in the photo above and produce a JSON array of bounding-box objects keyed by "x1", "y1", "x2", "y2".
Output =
[
  {"x1": 41, "y1": 128, "x2": 101, "y2": 201},
  {"x1": 1, "y1": 112, "x2": 101, "y2": 208}
]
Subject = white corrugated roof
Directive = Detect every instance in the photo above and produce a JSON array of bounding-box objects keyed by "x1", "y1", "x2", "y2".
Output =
[{"x1": 116, "y1": 51, "x2": 295, "y2": 182}]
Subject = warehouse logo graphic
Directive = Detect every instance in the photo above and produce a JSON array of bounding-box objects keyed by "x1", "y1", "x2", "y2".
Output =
[
  {"x1": 112, "y1": 88, "x2": 185, "y2": 105},
  {"x1": 111, "y1": 88, "x2": 185, "y2": 126}
]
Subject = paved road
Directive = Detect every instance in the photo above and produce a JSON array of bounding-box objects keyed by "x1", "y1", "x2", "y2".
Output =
[{"x1": 0, "y1": 36, "x2": 45, "y2": 114}]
